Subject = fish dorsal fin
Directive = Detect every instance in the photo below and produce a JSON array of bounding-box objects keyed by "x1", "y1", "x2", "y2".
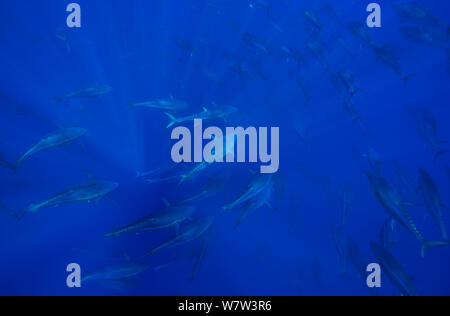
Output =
[{"x1": 162, "y1": 198, "x2": 171, "y2": 207}]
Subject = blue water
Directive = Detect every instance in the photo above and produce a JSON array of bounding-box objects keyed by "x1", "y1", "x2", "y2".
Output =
[{"x1": 1, "y1": 0, "x2": 449, "y2": 296}]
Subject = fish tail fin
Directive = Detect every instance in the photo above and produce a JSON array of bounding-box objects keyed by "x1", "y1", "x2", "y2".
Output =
[
  {"x1": 0, "y1": 203, "x2": 26, "y2": 221},
  {"x1": 434, "y1": 150, "x2": 448, "y2": 162},
  {"x1": 81, "y1": 271, "x2": 94, "y2": 283},
  {"x1": 349, "y1": 88, "x2": 360, "y2": 100},
  {"x1": 178, "y1": 174, "x2": 187, "y2": 186},
  {"x1": 165, "y1": 112, "x2": 178, "y2": 128},
  {"x1": 222, "y1": 205, "x2": 232, "y2": 211},
  {"x1": 103, "y1": 230, "x2": 119, "y2": 238},
  {"x1": 142, "y1": 248, "x2": 157, "y2": 258},
  {"x1": 0, "y1": 153, "x2": 18, "y2": 173},
  {"x1": 7, "y1": 209, "x2": 26, "y2": 221},
  {"x1": 403, "y1": 74, "x2": 415, "y2": 87},
  {"x1": 421, "y1": 240, "x2": 449, "y2": 258}
]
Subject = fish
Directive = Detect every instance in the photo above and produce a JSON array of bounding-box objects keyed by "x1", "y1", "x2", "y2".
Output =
[
  {"x1": 302, "y1": 8, "x2": 322, "y2": 31},
  {"x1": 56, "y1": 30, "x2": 71, "y2": 53},
  {"x1": 346, "y1": 239, "x2": 380, "y2": 296},
  {"x1": 179, "y1": 174, "x2": 228, "y2": 204},
  {"x1": 178, "y1": 162, "x2": 211, "y2": 185},
  {"x1": 224, "y1": 173, "x2": 273, "y2": 210},
  {"x1": 56, "y1": 85, "x2": 113, "y2": 103},
  {"x1": 281, "y1": 45, "x2": 305, "y2": 64},
  {"x1": 348, "y1": 21, "x2": 375, "y2": 47},
  {"x1": 242, "y1": 32, "x2": 270, "y2": 55},
  {"x1": 105, "y1": 204, "x2": 197, "y2": 237},
  {"x1": 343, "y1": 102, "x2": 369, "y2": 134},
  {"x1": 339, "y1": 185, "x2": 354, "y2": 227},
  {"x1": 393, "y1": 161, "x2": 415, "y2": 195},
  {"x1": 337, "y1": 71, "x2": 360, "y2": 103},
  {"x1": 15, "y1": 128, "x2": 87, "y2": 167},
  {"x1": 144, "y1": 216, "x2": 215, "y2": 256},
  {"x1": 82, "y1": 261, "x2": 149, "y2": 283},
  {"x1": 0, "y1": 152, "x2": 16, "y2": 172},
  {"x1": 177, "y1": 40, "x2": 197, "y2": 57},
  {"x1": 16, "y1": 181, "x2": 118, "y2": 219},
  {"x1": 393, "y1": 1, "x2": 450, "y2": 40},
  {"x1": 371, "y1": 45, "x2": 414, "y2": 86},
  {"x1": 347, "y1": 239, "x2": 369, "y2": 281},
  {"x1": 249, "y1": 0, "x2": 272, "y2": 14},
  {"x1": 418, "y1": 169, "x2": 449, "y2": 241},
  {"x1": 136, "y1": 164, "x2": 186, "y2": 184},
  {"x1": 269, "y1": 20, "x2": 283, "y2": 33},
  {"x1": 411, "y1": 107, "x2": 448, "y2": 161},
  {"x1": 336, "y1": 36, "x2": 358, "y2": 58},
  {"x1": 248, "y1": 59, "x2": 268, "y2": 81},
  {"x1": 400, "y1": 24, "x2": 449, "y2": 49},
  {"x1": 367, "y1": 172, "x2": 447, "y2": 257},
  {"x1": 191, "y1": 239, "x2": 210, "y2": 281},
  {"x1": 129, "y1": 97, "x2": 189, "y2": 111},
  {"x1": 296, "y1": 76, "x2": 312, "y2": 105},
  {"x1": 305, "y1": 40, "x2": 328, "y2": 70},
  {"x1": 370, "y1": 242, "x2": 419, "y2": 296},
  {"x1": 380, "y1": 218, "x2": 398, "y2": 251},
  {"x1": 363, "y1": 147, "x2": 383, "y2": 175},
  {"x1": 165, "y1": 105, "x2": 237, "y2": 128},
  {"x1": 331, "y1": 222, "x2": 350, "y2": 277},
  {"x1": 229, "y1": 60, "x2": 250, "y2": 79},
  {"x1": 234, "y1": 182, "x2": 273, "y2": 229}
]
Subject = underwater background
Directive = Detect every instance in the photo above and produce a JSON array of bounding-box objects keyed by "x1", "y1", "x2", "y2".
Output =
[{"x1": 0, "y1": 0, "x2": 449, "y2": 296}]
